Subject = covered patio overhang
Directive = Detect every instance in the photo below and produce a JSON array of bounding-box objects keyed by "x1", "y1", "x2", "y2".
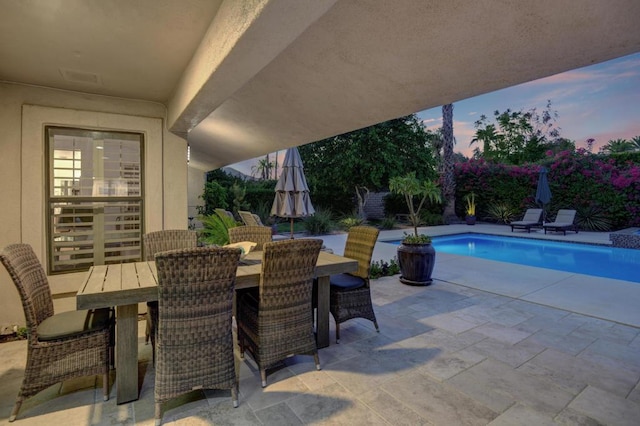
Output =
[{"x1": 2, "y1": 1, "x2": 640, "y2": 171}]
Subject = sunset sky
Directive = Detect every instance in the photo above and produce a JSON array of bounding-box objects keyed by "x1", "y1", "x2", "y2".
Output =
[{"x1": 230, "y1": 52, "x2": 640, "y2": 176}]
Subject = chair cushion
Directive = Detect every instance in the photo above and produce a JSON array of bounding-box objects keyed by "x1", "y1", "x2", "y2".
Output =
[
  {"x1": 38, "y1": 308, "x2": 112, "y2": 341},
  {"x1": 330, "y1": 273, "x2": 365, "y2": 290}
]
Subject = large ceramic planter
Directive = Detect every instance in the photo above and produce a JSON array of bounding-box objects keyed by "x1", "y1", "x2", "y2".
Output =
[
  {"x1": 397, "y1": 242, "x2": 436, "y2": 286},
  {"x1": 465, "y1": 215, "x2": 476, "y2": 225}
]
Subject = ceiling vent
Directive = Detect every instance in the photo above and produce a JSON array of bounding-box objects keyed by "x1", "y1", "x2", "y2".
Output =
[{"x1": 59, "y1": 68, "x2": 102, "y2": 85}]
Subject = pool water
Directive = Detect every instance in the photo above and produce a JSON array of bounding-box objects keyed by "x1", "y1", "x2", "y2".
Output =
[{"x1": 389, "y1": 234, "x2": 640, "y2": 283}]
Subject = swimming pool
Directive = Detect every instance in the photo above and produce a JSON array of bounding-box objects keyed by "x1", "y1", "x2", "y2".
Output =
[{"x1": 388, "y1": 234, "x2": 640, "y2": 283}]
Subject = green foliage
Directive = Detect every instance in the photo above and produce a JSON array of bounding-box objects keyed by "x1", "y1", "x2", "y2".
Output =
[
  {"x1": 230, "y1": 182, "x2": 249, "y2": 213},
  {"x1": 455, "y1": 150, "x2": 640, "y2": 229},
  {"x1": 389, "y1": 172, "x2": 442, "y2": 236},
  {"x1": 484, "y1": 203, "x2": 520, "y2": 224},
  {"x1": 370, "y1": 258, "x2": 401, "y2": 279},
  {"x1": 380, "y1": 216, "x2": 396, "y2": 230},
  {"x1": 400, "y1": 232, "x2": 432, "y2": 244},
  {"x1": 383, "y1": 192, "x2": 407, "y2": 217},
  {"x1": 575, "y1": 204, "x2": 613, "y2": 231},
  {"x1": 470, "y1": 101, "x2": 568, "y2": 164},
  {"x1": 244, "y1": 181, "x2": 277, "y2": 216},
  {"x1": 303, "y1": 208, "x2": 334, "y2": 235},
  {"x1": 338, "y1": 215, "x2": 365, "y2": 230},
  {"x1": 299, "y1": 114, "x2": 439, "y2": 214},
  {"x1": 420, "y1": 212, "x2": 446, "y2": 226},
  {"x1": 197, "y1": 181, "x2": 228, "y2": 216},
  {"x1": 609, "y1": 150, "x2": 640, "y2": 165},
  {"x1": 198, "y1": 213, "x2": 237, "y2": 246},
  {"x1": 16, "y1": 326, "x2": 28, "y2": 339},
  {"x1": 599, "y1": 138, "x2": 635, "y2": 154}
]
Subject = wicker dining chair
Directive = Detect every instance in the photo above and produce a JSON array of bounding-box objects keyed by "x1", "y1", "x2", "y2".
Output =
[
  {"x1": 228, "y1": 225, "x2": 273, "y2": 251},
  {"x1": 154, "y1": 246, "x2": 241, "y2": 425},
  {"x1": 329, "y1": 226, "x2": 380, "y2": 343},
  {"x1": 0, "y1": 244, "x2": 113, "y2": 422},
  {"x1": 236, "y1": 238, "x2": 323, "y2": 387},
  {"x1": 143, "y1": 229, "x2": 198, "y2": 363}
]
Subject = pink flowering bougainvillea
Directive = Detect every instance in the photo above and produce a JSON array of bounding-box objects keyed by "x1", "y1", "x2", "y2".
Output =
[{"x1": 455, "y1": 150, "x2": 640, "y2": 229}]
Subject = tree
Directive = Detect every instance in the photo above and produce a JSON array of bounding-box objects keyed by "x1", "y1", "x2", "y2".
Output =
[
  {"x1": 470, "y1": 100, "x2": 564, "y2": 164},
  {"x1": 440, "y1": 104, "x2": 457, "y2": 223},
  {"x1": 600, "y1": 138, "x2": 634, "y2": 154},
  {"x1": 632, "y1": 136, "x2": 640, "y2": 151},
  {"x1": 252, "y1": 157, "x2": 274, "y2": 180},
  {"x1": 389, "y1": 172, "x2": 442, "y2": 237},
  {"x1": 299, "y1": 114, "x2": 439, "y2": 216}
]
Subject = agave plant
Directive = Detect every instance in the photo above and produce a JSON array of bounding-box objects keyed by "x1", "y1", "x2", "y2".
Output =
[
  {"x1": 575, "y1": 205, "x2": 613, "y2": 231},
  {"x1": 484, "y1": 202, "x2": 519, "y2": 224}
]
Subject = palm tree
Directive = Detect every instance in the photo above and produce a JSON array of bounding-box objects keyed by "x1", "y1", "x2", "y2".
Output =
[
  {"x1": 599, "y1": 138, "x2": 634, "y2": 154},
  {"x1": 252, "y1": 158, "x2": 273, "y2": 180},
  {"x1": 470, "y1": 123, "x2": 499, "y2": 158},
  {"x1": 440, "y1": 104, "x2": 457, "y2": 223},
  {"x1": 631, "y1": 136, "x2": 640, "y2": 151}
]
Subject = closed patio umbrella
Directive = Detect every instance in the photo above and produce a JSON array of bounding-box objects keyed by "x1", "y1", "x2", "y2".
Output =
[
  {"x1": 271, "y1": 147, "x2": 315, "y2": 238},
  {"x1": 535, "y1": 166, "x2": 552, "y2": 223}
]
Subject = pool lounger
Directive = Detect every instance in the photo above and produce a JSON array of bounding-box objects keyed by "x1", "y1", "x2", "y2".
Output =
[
  {"x1": 510, "y1": 209, "x2": 543, "y2": 233},
  {"x1": 543, "y1": 209, "x2": 579, "y2": 235}
]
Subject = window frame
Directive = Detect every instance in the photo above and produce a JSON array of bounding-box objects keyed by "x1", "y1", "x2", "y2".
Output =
[{"x1": 45, "y1": 126, "x2": 145, "y2": 274}]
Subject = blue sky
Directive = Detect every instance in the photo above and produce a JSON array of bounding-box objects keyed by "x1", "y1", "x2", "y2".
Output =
[
  {"x1": 230, "y1": 52, "x2": 640, "y2": 175},
  {"x1": 419, "y1": 52, "x2": 640, "y2": 157}
]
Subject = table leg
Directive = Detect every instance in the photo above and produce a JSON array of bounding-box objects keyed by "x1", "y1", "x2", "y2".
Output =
[
  {"x1": 116, "y1": 304, "x2": 139, "y2": 404},
  {"x1": 316, "y1": 276, "x2": 330, "y2": 348}
]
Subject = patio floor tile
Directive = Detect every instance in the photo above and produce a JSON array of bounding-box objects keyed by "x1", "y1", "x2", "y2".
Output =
[{"x1": 2, "y1": 225, "x2": 640, "y2": 424}]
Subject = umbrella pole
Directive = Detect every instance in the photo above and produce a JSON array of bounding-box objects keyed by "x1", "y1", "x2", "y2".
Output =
[{"x1": 290, "y1": 218, "x2": 294, "y2": 239}]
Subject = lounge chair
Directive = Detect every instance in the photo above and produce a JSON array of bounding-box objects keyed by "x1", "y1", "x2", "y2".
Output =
[
  {"x1": 510, "y1": 209, "x2": 543, "y2": 233},
  {"x1": 238, "y1": 210, "x2": 264, "y2": 227},
  {"x1": 543, "y1": 209, "x2": 579, "y2": 235}
]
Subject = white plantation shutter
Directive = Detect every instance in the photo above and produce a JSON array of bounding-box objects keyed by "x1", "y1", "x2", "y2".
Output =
[{"x1": 47, "y1": 127, "x2": 144, "y2": 273}]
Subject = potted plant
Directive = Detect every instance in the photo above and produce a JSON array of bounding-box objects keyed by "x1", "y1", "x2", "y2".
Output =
[
  {"x1": 464, "y1": 192, "x2": 476, "y2": 225},
  {"x1": 389, "y1": 172, "x2": 442, "y2": 286}
]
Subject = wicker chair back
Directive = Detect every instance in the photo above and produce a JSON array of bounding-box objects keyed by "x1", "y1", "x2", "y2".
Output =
[{"x1": 154, "y1": 246, "x2": 242, "y2": 421}]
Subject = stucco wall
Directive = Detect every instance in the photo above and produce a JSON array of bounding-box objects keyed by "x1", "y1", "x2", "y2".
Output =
[{"x1": 0, "y1": 82, "x2": 187, "y2": 333}]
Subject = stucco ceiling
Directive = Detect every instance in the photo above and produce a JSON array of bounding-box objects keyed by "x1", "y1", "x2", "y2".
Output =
[
  {"x1": 0, "y1": 0, "x2": 221, "y2": 101},
  {"x1": 2, "y1": 0, "x2": 640, "y2": 171}
]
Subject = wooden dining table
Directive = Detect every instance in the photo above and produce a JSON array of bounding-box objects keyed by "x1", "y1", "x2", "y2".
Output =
[{"x1": 77, "y1": 249, "x2": 357, "y2": 404}]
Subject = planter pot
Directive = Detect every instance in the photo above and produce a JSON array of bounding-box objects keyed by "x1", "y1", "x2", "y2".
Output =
[
  {"x1": 465, "y1": 215, "x2": 476, "y2": 225},
  {"x1": 397, "y1": 242, "x2": 436, "y2": 286}
]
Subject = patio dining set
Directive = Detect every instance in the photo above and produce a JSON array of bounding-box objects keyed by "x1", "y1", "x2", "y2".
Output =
[{"x1": 0, "y1": 225, "x2": 381, "y2": 425}]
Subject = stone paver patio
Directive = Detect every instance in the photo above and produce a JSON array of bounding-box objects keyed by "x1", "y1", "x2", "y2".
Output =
[{"x1": 1, "y1": 224, "x2": 639, "y2": 425}]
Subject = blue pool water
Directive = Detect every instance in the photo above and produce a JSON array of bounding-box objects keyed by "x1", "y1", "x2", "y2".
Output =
[{"x1": 390, "y1": 234, "x2": 640, "y2": 283}]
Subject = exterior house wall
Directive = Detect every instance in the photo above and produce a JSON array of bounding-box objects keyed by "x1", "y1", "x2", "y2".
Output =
[
  {"x1": 0, "y1": 82, "x2": 187, "y2": 333},
  {"x1": 188, "y1": 166, "x2": 206, "y2": 228}
]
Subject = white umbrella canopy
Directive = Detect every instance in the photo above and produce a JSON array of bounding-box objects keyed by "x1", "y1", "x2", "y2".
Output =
[{"x1": 271, "y1": 147, "x2": 315, "y2": 238}]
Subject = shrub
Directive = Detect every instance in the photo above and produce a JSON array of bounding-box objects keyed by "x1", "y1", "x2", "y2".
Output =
[
  {"x1": 370, "y1": 258, "x2": 401, "y2": 279},
  {"x1": 198, "y1": 181, "x2": 228, "y2": 216},
  {"x1": 454, "y1": 151, "x2": 640, "y2": 229},
  {"x1": 198, "y1": 213, "x2": 237, "y2": 245},
  {"x1": 420, "y1": 212, "x2": 445, "y2": 226},
  {"x1": 338, "y1": 215, "x2": 364, "y2": 230},
  {"x1": 303, "y1": 208, "x2": 334, "y2": 235},
  {"x1": 380, "y1": 216, "x2": 396, "y2": 230},
  {"x1": 484, "y1": 203, "x2": 520, "y2": 224}
]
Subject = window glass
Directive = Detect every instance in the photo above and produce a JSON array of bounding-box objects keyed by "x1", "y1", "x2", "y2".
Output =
[{"x1": 46, "y1": 127, "x2": 144, "y2": 273}]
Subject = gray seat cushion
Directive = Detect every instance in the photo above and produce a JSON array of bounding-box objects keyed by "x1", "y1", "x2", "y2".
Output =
[
  {"x1": 38, "y1": 308, "x2": 112, "y2": 341},
  {"x1": 330, "y1": 273, "x2": 365, "y2": 290}
]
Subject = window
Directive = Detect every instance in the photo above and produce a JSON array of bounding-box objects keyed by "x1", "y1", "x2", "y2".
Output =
[{"x1": 46, "y1": 127, "x2": 144, "y2": 273}]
